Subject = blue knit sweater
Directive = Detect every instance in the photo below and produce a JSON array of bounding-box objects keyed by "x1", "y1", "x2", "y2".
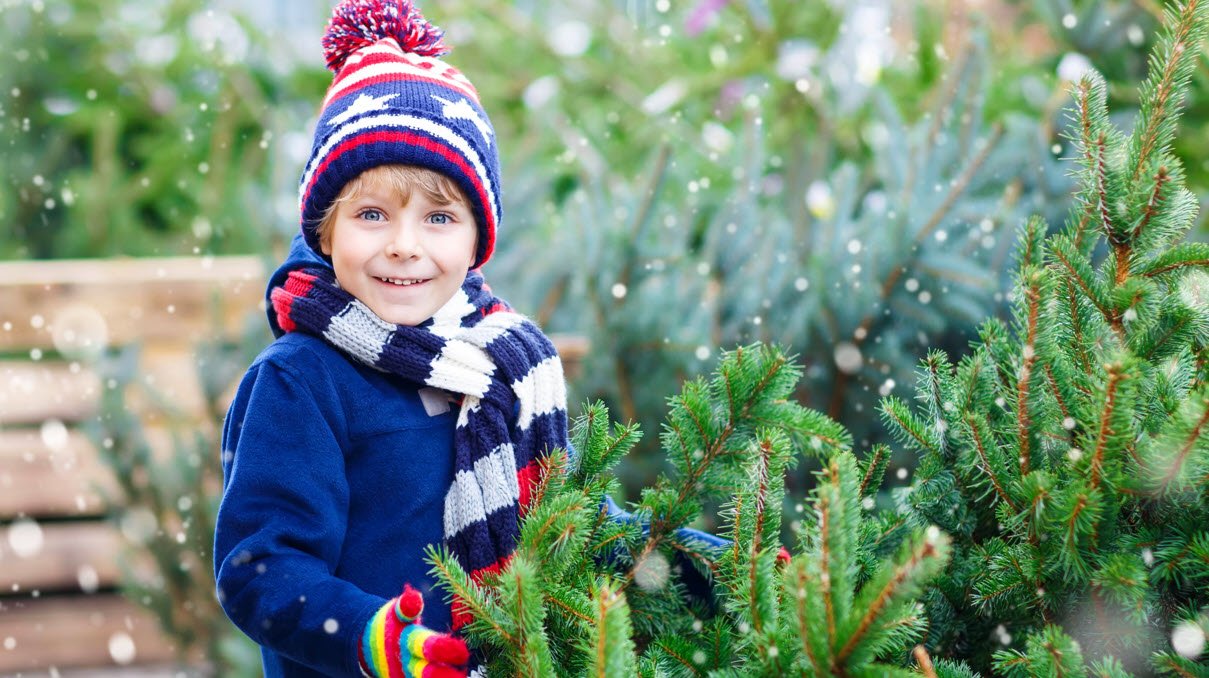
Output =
[{"x1": 214, "y1": 331, "x2": 457, "y2": 677}]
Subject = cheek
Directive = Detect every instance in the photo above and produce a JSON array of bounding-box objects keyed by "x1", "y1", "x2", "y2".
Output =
[{"x1": 460, "y1": 227, "x2": 478, "y2": 268}]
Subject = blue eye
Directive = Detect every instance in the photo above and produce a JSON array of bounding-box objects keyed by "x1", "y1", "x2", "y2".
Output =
[
  {"x1": 429, "y1": 213, "x2": 450, "y2": 225},
  {"x1": 359, "y1": 209, "x2": 385, "y2": 222}
]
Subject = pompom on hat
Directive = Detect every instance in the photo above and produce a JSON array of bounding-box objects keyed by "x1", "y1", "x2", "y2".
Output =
[{"x1": 299, "y1": 0, "x2": 500, "y2": 269}]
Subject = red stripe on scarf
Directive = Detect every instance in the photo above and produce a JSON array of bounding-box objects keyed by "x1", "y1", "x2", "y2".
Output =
[
  {"x1": 516, "y1": 458, "x2": 542, "y2": 517},
  {"x1": 270, "y1": 289, "x2": 296, "y2": 333},
  {"x1": 272, "y1": 271, "x2": 318, "y2": 333},
  {"x1": 480, "y1": 301, "x2": 510, "y2": 316}
]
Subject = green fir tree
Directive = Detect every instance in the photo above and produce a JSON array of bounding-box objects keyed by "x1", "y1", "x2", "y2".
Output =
[
  {"x1": 429, "y1": 344, "x2": 953, "y2": 676},
  {"x1": 881, "y1": 0, "x2": 1209, "y2": 674}
]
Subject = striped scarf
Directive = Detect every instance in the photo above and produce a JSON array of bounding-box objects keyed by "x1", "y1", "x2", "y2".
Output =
[{"x1": 270, "y1": 266, "x2": 567, "y2": 628}]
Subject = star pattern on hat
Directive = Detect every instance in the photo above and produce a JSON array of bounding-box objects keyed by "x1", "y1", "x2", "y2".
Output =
[
  {"x1": 327, "y1": 92, "x2": 399, "y2": 128},
  {"x1": 432, "y1": 95, "x2": 494, "y2": 147}
]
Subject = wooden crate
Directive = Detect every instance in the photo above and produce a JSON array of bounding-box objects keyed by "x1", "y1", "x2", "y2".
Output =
[{"x1": 0, "y1": 256, "x2": 586, "y2": 673}]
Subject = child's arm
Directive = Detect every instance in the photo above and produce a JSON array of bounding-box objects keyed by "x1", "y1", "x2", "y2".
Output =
[{"x1": 215, "y1": 356, "x2": 385, "y2": 676}]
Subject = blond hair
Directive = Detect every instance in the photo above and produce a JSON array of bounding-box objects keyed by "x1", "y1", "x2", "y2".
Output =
[{"x1": 315, "y1": 165, "x2": 471, "y2": 248}]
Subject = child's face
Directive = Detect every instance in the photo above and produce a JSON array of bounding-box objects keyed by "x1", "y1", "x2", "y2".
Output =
[{"x1": 320, "y1": 173, "x2": 477, "y2": 326}]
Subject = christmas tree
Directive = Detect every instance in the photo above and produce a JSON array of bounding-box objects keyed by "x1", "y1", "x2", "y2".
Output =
[
  {"x1": 882, "y1": 0, "x2": 1209, "y2": 674},
  {"x1": 431, "y1": 0, "x2": 1208, "y2": 675},
  {"x1": 429, "y1": 344, "x2": 952, "y2": 676}
]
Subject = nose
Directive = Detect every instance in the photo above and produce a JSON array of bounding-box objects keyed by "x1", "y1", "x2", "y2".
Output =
[{"x1": 385, "y1": 221, "x2": 421, "y2": 259}]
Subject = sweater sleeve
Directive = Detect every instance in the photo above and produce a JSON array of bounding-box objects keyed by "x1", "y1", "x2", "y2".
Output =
[{"x1": 214, "y1": 352, "x2": 385, "y2": 676}]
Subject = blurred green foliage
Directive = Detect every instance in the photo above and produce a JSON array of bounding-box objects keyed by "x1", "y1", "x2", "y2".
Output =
[
  {"x1": 0, "y1": 0, "x2": 321, "y2": 258},
  {"x1": 461, "y1": 0, "x2": 1075, "y2": 490}
]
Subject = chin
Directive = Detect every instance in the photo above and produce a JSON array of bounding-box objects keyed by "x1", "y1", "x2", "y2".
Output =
[{"x1": 377, "y1": 307, "x2": 432, "y2": 327}]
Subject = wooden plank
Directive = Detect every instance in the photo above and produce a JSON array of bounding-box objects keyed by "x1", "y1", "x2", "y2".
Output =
[
  {"x1": 0, "y1": 256, "x2": 266, "y2": 352},
  {"x1": 0, "y1": 429, "x2": 112, "y2": 518},
  {"x1": 0, "y1": 353, "x2": 217, "y2": 427},
  {"x1": 0, "y1": 594, "x2": 178, "y2": 671},
  {"x1": 0, "y1": 362, "x2": 101, "y2": 426},
  {"x1": 0, "y1": 427, "x2": 199, "y2": 520},
  {"x1": 549, "y1": 333, "x2": 589, "y2": 379},
  {"x1": 0, "y1": 522, "x2": 124, "y2": 594}
]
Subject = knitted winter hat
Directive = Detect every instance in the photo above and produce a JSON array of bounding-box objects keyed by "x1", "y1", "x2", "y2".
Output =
[{"x1": 299, "y1": 0, "x2": 500, "y2": 269}]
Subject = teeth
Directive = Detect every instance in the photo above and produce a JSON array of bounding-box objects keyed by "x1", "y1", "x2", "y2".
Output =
[{"x1": 380, "y1": 277, "x2": 424, "y2": 286}]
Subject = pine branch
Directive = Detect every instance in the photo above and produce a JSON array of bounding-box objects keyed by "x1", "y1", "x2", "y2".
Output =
[
  {"x1": 650, "y1": 637, "x2": 702, "y2": 676},
  {"x1": 1017, "y1": 215, "x2": 1049, "y2": 271},
  {"x1": 1017, "y1": 271, "x2": 1043, "y2": 475},
  {"x1": 965, "y1": 412, "x2": 1019, "y2": 512},
  {"x1": 858, "y1": 445, "x2": 890, "y2": 497},
  {"x1": 1045, "y1": 364, "x2": 1073, "y2": 423},
  {"x1": 790, "y1": 560, "x2": 827, "y2": 676},
  {"x1": 425, "y1": 546, "x2": 517, "y2": 646},
  {"x1": 1128, "y1": 0, "x2": 1204, "y2": 186},
  {"x1": 745, "y1": 438, "x2": 774, "y2": 636},
  {"x1": 1152, "y1": 393, "x2": 1209, "y2": 493},
  {"x1": 922, "y1": 352, "x2": 954, "y2": 461},
  {"x1": 881, "y1": 397, "x2": 942, "y2": 457},
  {"x1": 545, "y1": 587, "x2": 594, "y2": 628},
  {"x1": 914, "y1": 645, "x2": 939, "y2": 678},
  {"x1": 1062, "y1": 276, "x2": 1095, "y2": 379},
  {"x1": 1092, "y1": 132, "x2": 1121, "y2": 246},
  {"x1": 628, "y1": 347, "x2": 794, "y2": 591},
  {"x1": 1153, "y1": 652, "x2": 1208, "y2": 677},
  {"x1": 819, "y1": 482, "x2": 839, "y2": 648},
  {"x1": 532, "y1": 451, "x2": 569, "y2": 511},
  {"x1": 1138, "y1": 242, "x2": 1209, "y2": 278},
  {"x1": 836, "y1": 530, "x2": 948, "y2": 666},
  {"x1": 1089, "y1": 366, "x2": 1127, "y2": 491},
  {"x1": 503, "y1": 557, "x2": 555, "y2": 677},
  {"x1": 1132, "y1": 165, "x2": 1170, "y2": 242},
  {"x1": 587, "y1": 581, "x2": 636, "y2": 678},
  {"x1": 1049, "y1": 236, "x2": 1114, "y2": 326}
]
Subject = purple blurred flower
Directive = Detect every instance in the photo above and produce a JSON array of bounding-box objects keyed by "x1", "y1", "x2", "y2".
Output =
[{"x1": 685, "y1": 0, "x2": 730, "y2": 37}]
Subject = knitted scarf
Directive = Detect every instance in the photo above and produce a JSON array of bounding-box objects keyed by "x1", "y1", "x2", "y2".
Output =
[{"x1": 269, "y1": 266, "x2": 567, "y2": 628}]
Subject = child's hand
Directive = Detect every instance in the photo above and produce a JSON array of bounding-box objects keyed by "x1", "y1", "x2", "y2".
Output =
[{"x1": 361, "y1": 584, "x2": 470, "y2": 678}]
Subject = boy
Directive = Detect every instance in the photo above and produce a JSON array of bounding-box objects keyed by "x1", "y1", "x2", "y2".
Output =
[{"x1": 213, "y1": 2, "x2": 568, "y2": 676}]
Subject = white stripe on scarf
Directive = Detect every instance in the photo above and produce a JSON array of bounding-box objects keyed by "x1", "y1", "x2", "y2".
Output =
[
  {"x1": 442, "y1": 444, "x2": 519, "y2": 537},
  {"x1": 325, "y1": 300, "x2": 392, "y2": 365},
  {"x1": 512, "y1": 357, "x2": 568, "y2": 431}
]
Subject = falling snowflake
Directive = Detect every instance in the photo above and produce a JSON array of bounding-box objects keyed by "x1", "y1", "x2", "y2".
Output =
[
  {"x1": 633, "y1": 551, "x2": 671, "y2": 592},
  {"x1": 40, "y1": 419, "x2": 68, "y2": 451},
  {"x1": 1057, "y1": 52, "x2": 1092, "y2": 82},
  {"x1": 108, "y1": 632, "x2": 136, "y2": 665},
  {"x1": 548, "y1": 21, "x2": 591, "y2": 57},
  {"x1": 805, "y1": 181, "x2": 834, "y2": 220},
  {"x1": 7, "y1": 518, "x2": 44, "y2": 559},
  {"x1": 833, "y1": 342, "x2": 862, "y2": 375},
  {"x1": 77, "y1": 565, "x2": 100, "y2": 594},
  {"x1": 1172, "y1": 621, "x2": 1206, "y2": 659}
]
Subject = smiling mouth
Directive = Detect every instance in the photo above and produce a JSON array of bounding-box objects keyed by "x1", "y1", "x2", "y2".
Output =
[{"x1": 377, "y1": 276, "x2": 430, "y2": 286}]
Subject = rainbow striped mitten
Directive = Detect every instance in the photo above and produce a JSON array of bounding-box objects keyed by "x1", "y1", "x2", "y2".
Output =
[{"x1": 359, "y1": 584, "x2": 470, "y2": 678}]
